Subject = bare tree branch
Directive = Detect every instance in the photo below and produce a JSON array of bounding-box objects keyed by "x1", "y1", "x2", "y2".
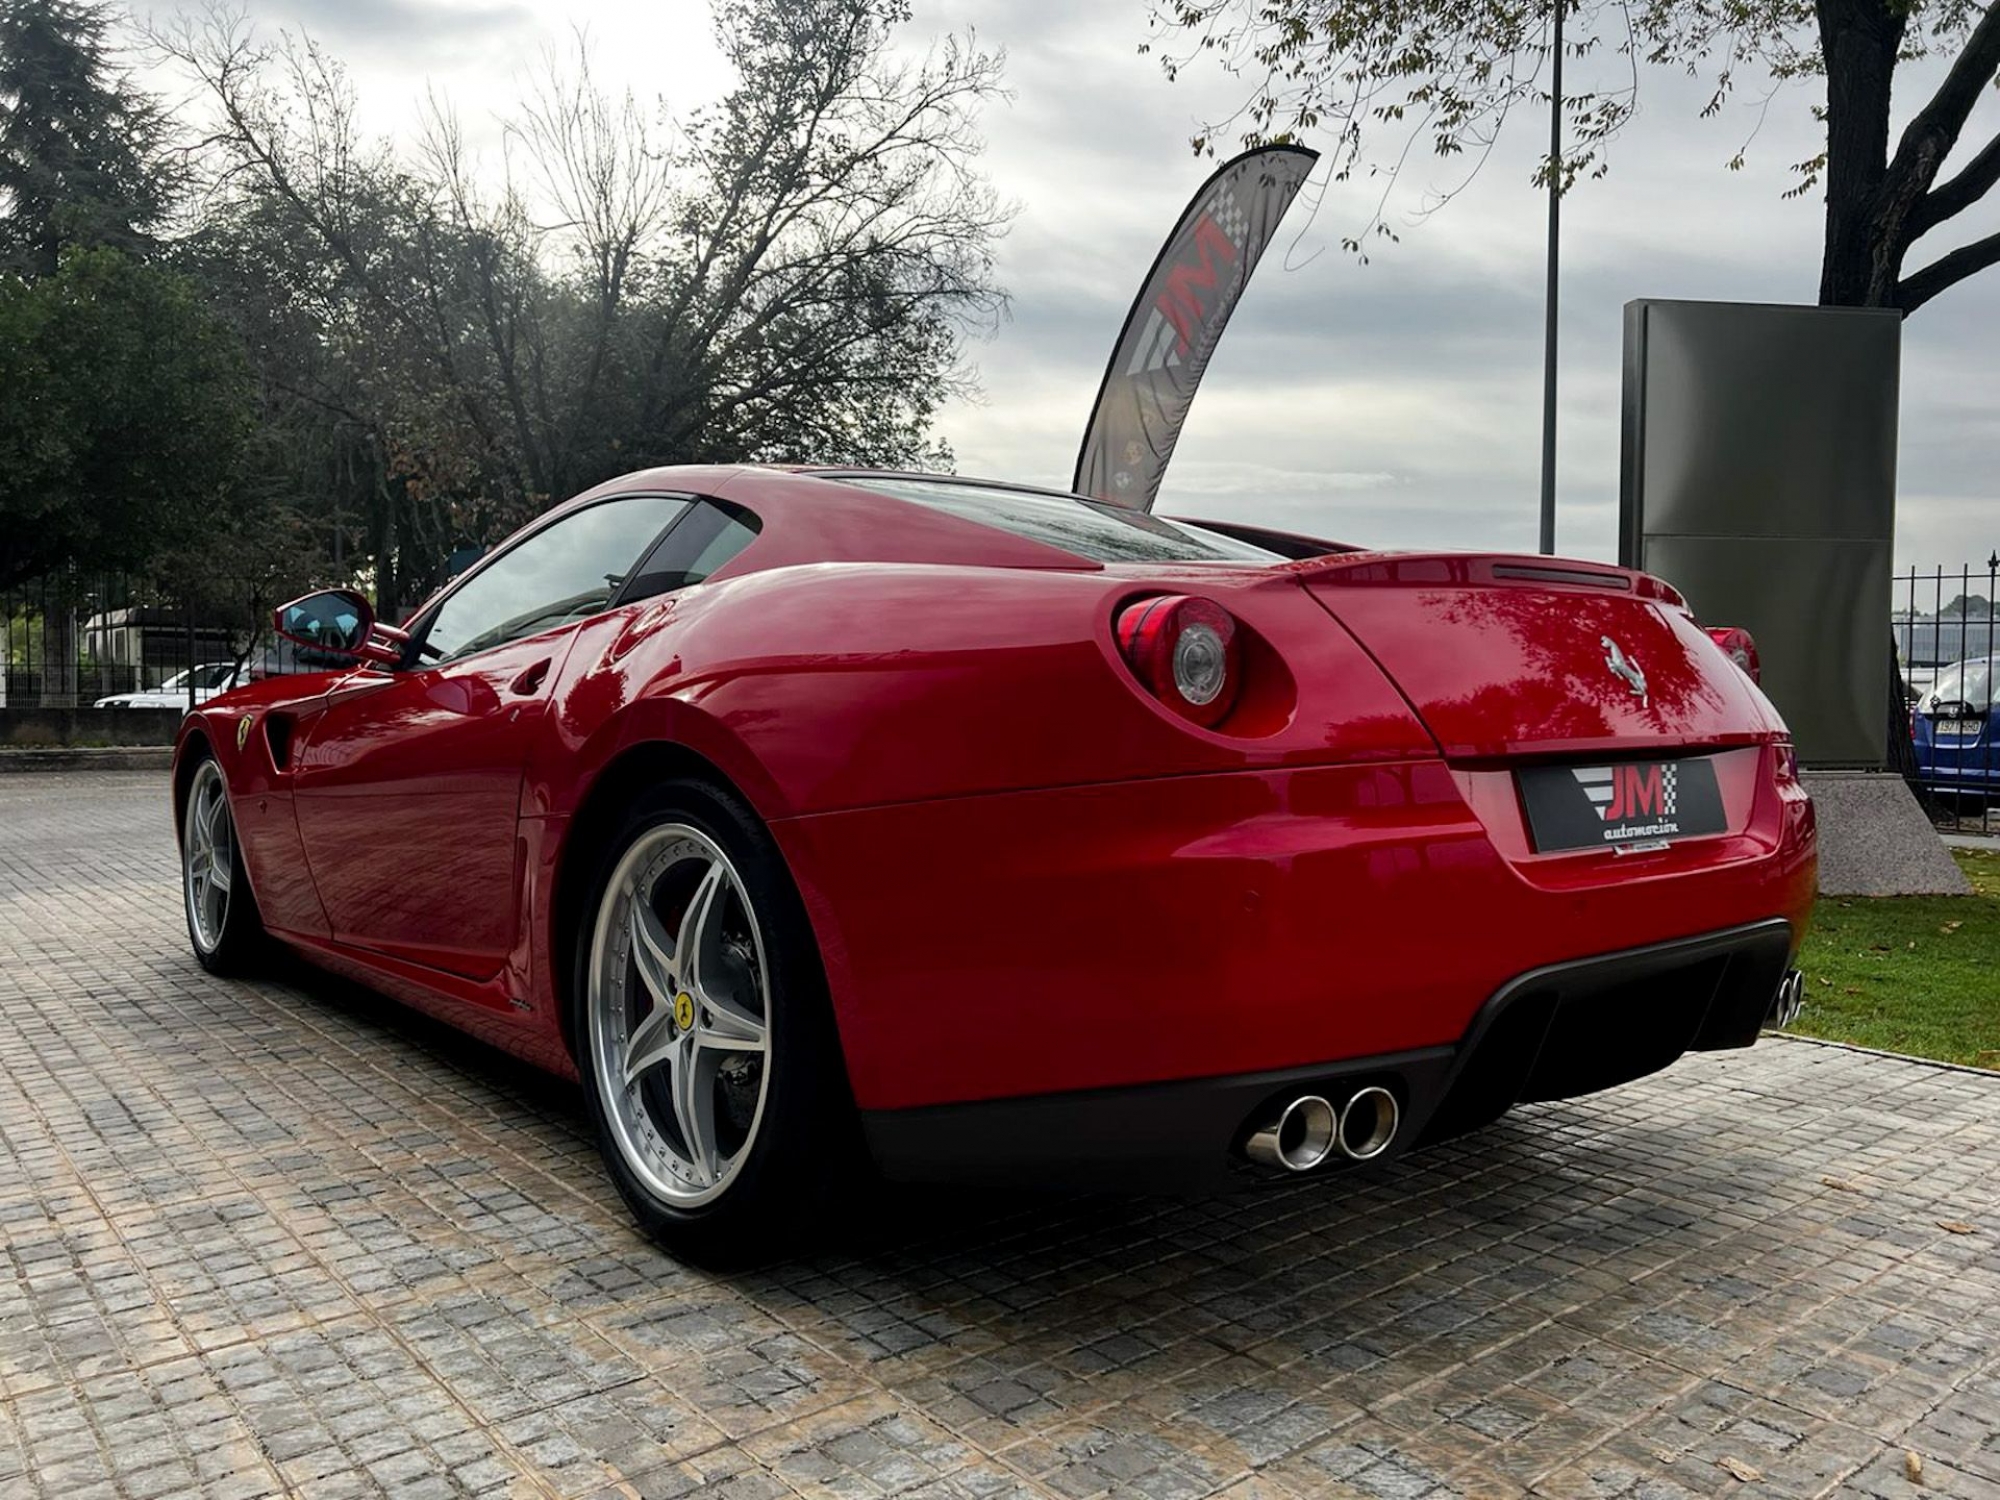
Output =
[
  {"x1": 1898, "y1": 226, "x2": 2000, "y2": 312},
  {"x1": 1911, "y1": 126, "x2": 2000, "y2": 237}
]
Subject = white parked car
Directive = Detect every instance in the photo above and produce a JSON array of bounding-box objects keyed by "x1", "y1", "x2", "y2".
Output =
[{"x1": 95, "y1": 662, "x2": 247, "y2": 710}]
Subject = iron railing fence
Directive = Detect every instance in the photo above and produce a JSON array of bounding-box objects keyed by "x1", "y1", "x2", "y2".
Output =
[
  {"x1": 1, "y1": 571, "x2": 314, "y2": 712},
  {"x1": 1895, "y1": 556, "x2": 2000, "y2": 837},
  {"x1": 7, "y1": 559, "x2": 1999, "y2": 843}
]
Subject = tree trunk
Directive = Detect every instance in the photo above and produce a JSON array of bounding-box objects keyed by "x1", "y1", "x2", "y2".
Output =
[
  {"x1": 379, "y1": 488, "x2": 401, "y2": 623},
  {"x1": 1816, "y1": 0, "x2": 1906, "y2": 307}
]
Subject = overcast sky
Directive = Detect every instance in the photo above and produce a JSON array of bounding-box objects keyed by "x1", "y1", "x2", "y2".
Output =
[{"x1": 137, "y1": 0, "x2": 2000, "y2": 574}]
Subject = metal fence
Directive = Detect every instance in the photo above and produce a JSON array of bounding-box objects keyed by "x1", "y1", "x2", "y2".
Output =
[
  {"x1": 1895, "y1": 556, "x2": 2000, "y2": 837},
  {"x1": 0, "y1": 571, "x2": 301, "y2": 712},
  {"x1": 7, "y1": 560, "x2": 1999, "y2": 843}
]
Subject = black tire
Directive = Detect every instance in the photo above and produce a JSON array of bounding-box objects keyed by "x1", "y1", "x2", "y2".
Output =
[
  {"x1": 570, "y1": 776, "x2": 854, "y2": 1263},
  {"x1": 180, "y1": 753, "x2": 267, "y2": 975}
]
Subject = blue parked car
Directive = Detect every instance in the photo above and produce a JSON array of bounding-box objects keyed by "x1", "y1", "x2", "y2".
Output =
[{"x1": 1913, "y1": 655, "x2": 1998, "y2": 797}]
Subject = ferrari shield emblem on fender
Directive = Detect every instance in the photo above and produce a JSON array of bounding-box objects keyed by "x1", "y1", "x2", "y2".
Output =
[
  {"x1": 236, "y1": 714, "x2": 253, "y2": 752},
  {"x1": 1600, "y1": 636, "x2": 1648, "y2": 705}
]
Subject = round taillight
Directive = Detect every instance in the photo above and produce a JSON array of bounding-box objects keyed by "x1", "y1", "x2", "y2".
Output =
[
  {"x1": 1114, "y1": 595, "x2": 1241, "y2": 727},
  {"x1": 1708, "y1": 626, "x2": 1761, "y2": 685}
]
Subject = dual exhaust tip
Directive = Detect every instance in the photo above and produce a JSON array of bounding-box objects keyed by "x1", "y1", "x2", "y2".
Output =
[
  {"x1": 1245, "y1": 1086, "x2": 1400, "y2": 1174},
  {"x1": 1249, "y1": 972, "x2": 1803, "y2": 1174},
  {"x1": 1768, "y1": 968, "x2": 1805, "y2": 1029}
]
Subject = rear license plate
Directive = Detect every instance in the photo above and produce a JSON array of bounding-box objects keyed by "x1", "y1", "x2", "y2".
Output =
[{"x1": 1518, "y1": 756, "x2": 1727, "y2": 853}]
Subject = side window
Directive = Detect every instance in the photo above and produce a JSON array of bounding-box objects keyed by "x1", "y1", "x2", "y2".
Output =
[
  {"x1": 417, "y1": 495, "x2": 687, "y2": 664},
  {"x1": 620, "y1": 500, "x2": 762, "y2": 604}
]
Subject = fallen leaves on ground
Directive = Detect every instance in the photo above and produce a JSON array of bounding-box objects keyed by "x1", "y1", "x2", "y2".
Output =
[
  {"x1": 1906, "y1": 1450, "x2": 1924, "y2": 1484},
  {"x1": 1822, "y1": 1176, "x2": 1867, "y2": 1192},
  {"x1": 1937, "y1": 1220, "x2": 1975, "y2": 1234},
  {"x1": 1717, "y1": 1456, "x2": 1762, "y2": 1482}
]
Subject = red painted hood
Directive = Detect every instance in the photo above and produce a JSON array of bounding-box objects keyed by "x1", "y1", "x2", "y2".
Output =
[{"x1": 1293, "y1": 552, "x2": 1786, "y2": 760}]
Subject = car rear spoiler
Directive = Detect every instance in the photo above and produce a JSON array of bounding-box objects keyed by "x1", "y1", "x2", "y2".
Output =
[{"x1": 1163, "y1": 516, "x2": 1363, "y2": 560}]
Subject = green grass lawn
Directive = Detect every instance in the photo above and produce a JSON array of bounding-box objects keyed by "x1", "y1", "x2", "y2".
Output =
[{"x1": 1793, "y1": 847, "x2": 2000, "y2": 1069}]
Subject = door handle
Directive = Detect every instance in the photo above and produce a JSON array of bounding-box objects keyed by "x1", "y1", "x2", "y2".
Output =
[{"x1": 509, "y1": 659, "x2": 552, "y2": 696}]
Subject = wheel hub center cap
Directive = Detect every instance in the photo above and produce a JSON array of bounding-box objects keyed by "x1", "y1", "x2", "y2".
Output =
[{"x1": 673, "y1": 991, "x2": 695, "y2": 1032}]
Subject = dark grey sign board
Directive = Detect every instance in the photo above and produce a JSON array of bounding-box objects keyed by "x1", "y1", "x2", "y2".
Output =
[{"x1": 1620, "y1": 300, "x2": 1901, "y2": 769}]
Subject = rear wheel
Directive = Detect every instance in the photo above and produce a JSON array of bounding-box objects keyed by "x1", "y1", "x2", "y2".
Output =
[
  {"x1": 182, "y1": 756, "x2": 265, "y2": 973},
  {"x1": 574, "y1": 779, "x2": 849, "y2": 1261}
]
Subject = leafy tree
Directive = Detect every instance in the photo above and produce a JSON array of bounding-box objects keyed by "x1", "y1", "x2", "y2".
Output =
[
  {"x1": 149, "y1": 479, "x2": 331, "y2": 679},
  {"x1": 1146, "y1": 0, "x2": 2000, "y2": 314},
  {"x1": 164, "y1": 0, "x2": 1010, "y2": 615},
  {"x1": 0, "y1": 0, "x2": 169, "y2": 277},
  {"x1": 0, "y1": 248, "x2": 252, "y2": 590}
]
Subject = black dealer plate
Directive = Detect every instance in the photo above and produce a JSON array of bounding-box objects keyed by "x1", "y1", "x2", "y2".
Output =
[{"x1": 1518, "y1": 756, "x2": 1727, "y2": 853}]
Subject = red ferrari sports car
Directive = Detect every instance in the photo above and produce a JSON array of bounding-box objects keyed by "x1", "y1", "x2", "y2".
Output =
[{"x1": 173, "y1": 466, "x2": 1815, "y2": 1255}]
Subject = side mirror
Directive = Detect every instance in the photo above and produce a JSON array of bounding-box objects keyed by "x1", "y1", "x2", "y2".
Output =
[{"x1": 274, "y1": 589, "x2": 407, "y2": 665}]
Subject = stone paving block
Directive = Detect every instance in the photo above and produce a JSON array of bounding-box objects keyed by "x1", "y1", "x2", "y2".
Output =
[
  {"x1": 1843, "y1": 1445, "x2": 2000, "y2": 1499},
  {"x1": 8, "y1": 772, "x2": 2000, "y2": 1500}
]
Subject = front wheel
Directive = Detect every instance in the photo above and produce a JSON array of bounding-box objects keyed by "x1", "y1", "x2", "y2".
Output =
[
  {"x1": 182, "y1": 756, "x2": 265, "y2": 973},
  {"x1": 574, "y1": 779, "x2": 850, "y2": 1261}
]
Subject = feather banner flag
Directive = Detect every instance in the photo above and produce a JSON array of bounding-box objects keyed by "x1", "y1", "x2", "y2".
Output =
[{"x1": 1073, "y1": 144, "x2": 1318, "y2": 511}]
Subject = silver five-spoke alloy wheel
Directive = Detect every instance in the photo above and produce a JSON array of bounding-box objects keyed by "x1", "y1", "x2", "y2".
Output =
[
  {"x1": 587, "y1": 824, "x2": 773, "y2": 1207},
  {"x1": 183, "y1": 760, "x2": 235, "y2": 954}
]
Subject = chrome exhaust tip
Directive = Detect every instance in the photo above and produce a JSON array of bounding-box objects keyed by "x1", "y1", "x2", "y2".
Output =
[
  {"x1": 1337, "y1": 1086, "x2": 1400, "y2": 1161},
  {"x1": 1768, "y1": 968, "x2": 1805, "y2": 1029},
  {"x1": 1245, "y1": 1094, "x2": 1338, "y2": 1173}
]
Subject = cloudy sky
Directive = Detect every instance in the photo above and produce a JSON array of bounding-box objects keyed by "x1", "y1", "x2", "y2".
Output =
[{"x1": 137, "y1": 0, "x2": 2000, "y2": 574}]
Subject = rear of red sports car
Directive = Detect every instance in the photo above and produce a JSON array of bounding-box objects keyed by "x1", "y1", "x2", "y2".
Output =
[
  {"x1": 172, "y1": 463, "x2": 1814, "y2": 1251},
  {"x1": 743, "y1": 474, "x2": 1817, "y2": 1188}
]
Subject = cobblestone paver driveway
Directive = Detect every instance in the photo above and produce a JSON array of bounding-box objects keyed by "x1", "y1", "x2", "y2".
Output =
[{"x1": 3, "y1": 773, "x2": 1999, "y2": 1499}]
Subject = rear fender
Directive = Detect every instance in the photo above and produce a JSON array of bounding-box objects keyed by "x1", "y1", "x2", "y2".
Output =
[
  {"x1": 532, "y1": 562, "x2": 1437, "y2": 822},
  {"x1": 528, "y1": 598, "x2": 794, "y2": 822}
]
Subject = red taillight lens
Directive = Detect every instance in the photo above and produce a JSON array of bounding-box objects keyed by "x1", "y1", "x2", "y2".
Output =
[
  {"x1": 1773, "y1": 741, "x2": 1798, "y2": 783},
  {"x1": 1115, "y1": 595, "x2": 1241, "y2": 727},
  {"x1": 1707, "y1": 626, "x2": 1761, "y2": 684}
]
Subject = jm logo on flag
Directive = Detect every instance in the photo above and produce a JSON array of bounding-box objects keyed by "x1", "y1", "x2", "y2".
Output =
[{"x1": 1574, "y1": 763, "x2": 1678, "y2": 822}]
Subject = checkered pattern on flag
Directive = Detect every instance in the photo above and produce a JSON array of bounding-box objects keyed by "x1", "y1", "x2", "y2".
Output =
[{"x1": 1074, "y1": 145, "x2": 1318, "y2": 511}]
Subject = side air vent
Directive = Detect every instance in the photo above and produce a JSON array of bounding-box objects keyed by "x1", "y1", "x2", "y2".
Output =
[{"x1": 264, "y1": 714, "x2": 295, "y2": 771}]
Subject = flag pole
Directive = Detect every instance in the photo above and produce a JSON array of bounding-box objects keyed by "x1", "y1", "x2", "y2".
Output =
[{"x1": 1538, "y1": 0, "x2": 1563, "y2": 555}]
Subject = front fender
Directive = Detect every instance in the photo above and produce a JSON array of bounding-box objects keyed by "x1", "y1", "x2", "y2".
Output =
[{"x1": 172, "y1": 676, "x2": 341, "y2": 937}]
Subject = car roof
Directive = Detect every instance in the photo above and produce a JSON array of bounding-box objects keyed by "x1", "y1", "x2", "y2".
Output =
[
  {"x1": 502, "y1": 464, "x2": 1334, "y2": 585},
  {"x1": 558, "y1": 463, "x2": 1090, "y2": 512},
  {"x1": 546, "y1": 464, "x2": 1115, "y2": 575}
]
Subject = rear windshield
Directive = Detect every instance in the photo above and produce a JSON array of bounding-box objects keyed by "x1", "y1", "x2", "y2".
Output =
[
  {"x1": 830, "y1": 474, "x2": 1281, "y2": 565},
  {"x1": 1930, "y1": 658, "x2": 1995, "y2": 712}
]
